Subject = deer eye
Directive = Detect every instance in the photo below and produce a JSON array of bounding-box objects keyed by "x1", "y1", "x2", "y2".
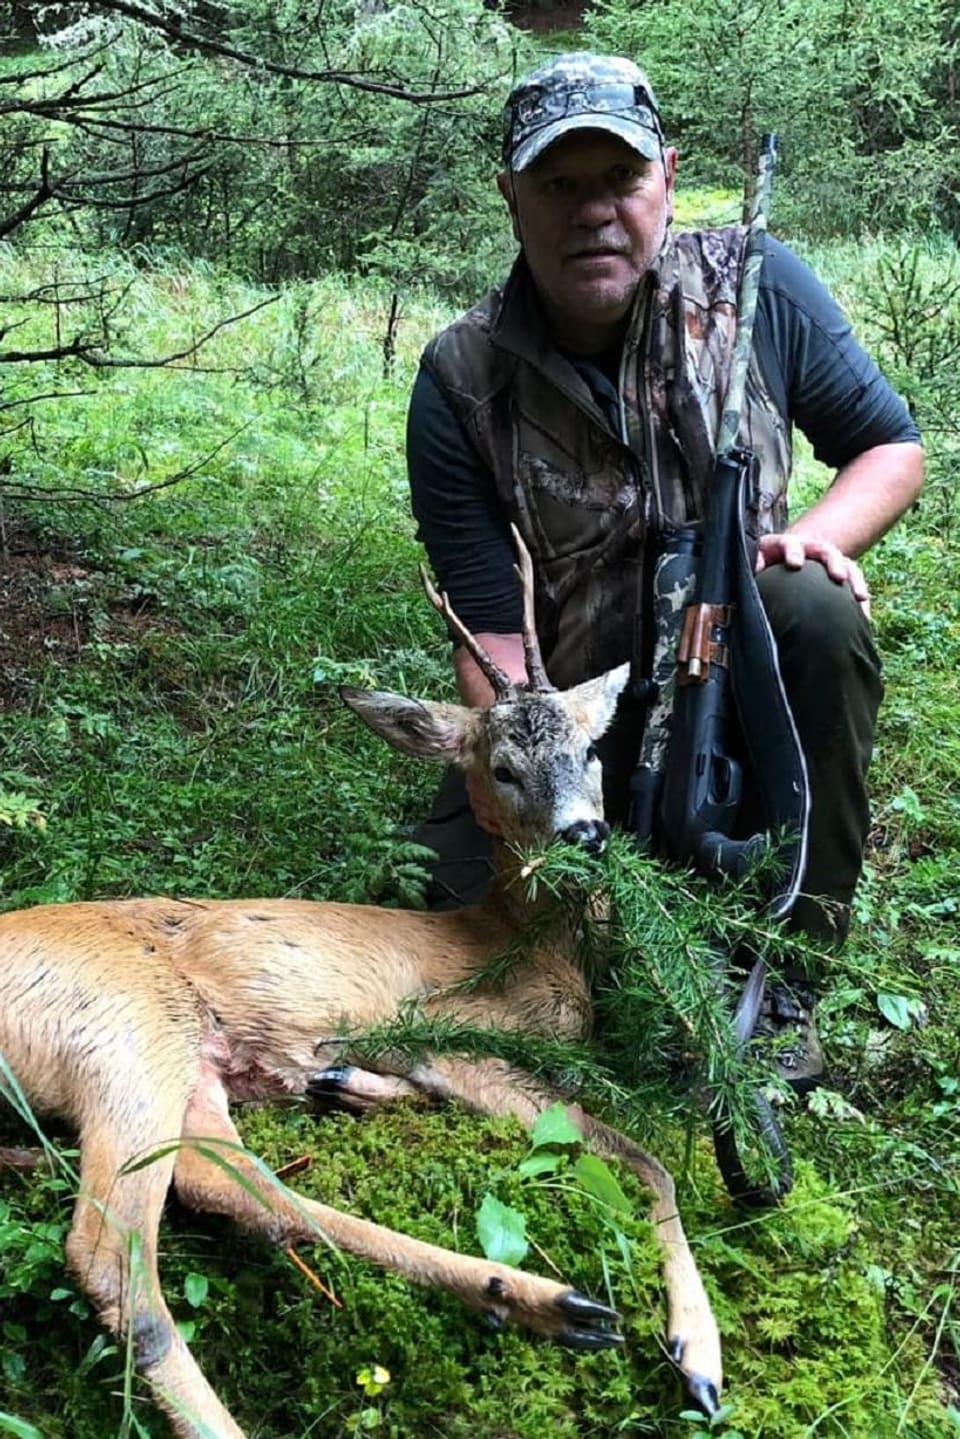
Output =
[
  {"x1": 493, "y1": 765, "x2": 518, "y2": 786},
  {"x1": 585, "y1": 745, "x2": 599, "y2": 764}
]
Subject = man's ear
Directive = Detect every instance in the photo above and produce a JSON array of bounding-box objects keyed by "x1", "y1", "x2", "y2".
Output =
[
  {"x1": 497, "y1": 171, "x2": 522, "y2": 244},
  {"x1": 564, "y1": 663, "x2": 631, "y2": 740},
  {"x1": 340, "y1": 686, "x2": 480, "y2": 762},
  {"x1": 663, "y1": 145, "x2": 679, "y2": 227}
]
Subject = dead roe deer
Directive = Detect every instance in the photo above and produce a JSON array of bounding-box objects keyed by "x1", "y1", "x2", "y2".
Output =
[{"x1": 0, "y1": 542, "x2": 722, "y2": 1439}]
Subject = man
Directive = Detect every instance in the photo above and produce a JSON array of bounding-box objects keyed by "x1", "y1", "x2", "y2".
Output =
[{"x1": 406, "y1": 52, "x2": 923, "y2": 1089}]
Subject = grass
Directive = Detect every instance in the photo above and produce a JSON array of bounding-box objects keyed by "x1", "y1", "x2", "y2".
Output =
[{"x1": 0, "y1": 223, "x2": 958, "y2": 1436}]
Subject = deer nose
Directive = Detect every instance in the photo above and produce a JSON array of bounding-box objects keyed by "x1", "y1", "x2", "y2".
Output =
[{"x1": 560, "y1": 819, "x2": 610, "y2": 854}]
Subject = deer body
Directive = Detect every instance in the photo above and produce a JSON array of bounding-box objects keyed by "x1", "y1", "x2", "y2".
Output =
[
  {"x1": 1, "y1": 889, "x2": 589, "y2": 1114},
  {"x1": 0, "y1": 553, "x2": 723, "y2": 1439}
]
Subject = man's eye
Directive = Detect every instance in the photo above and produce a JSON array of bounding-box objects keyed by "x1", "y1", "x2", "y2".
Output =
[{"x1": 493, "y1": 765, "x2": 518, "y2": 785}]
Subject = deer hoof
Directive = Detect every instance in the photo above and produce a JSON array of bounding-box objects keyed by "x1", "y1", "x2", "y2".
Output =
[
  {"x1": 667, "y1": 1337, "x2": 721, "y2": 1416},
  {"x1": 683, "y1": 1373, "x2": 721, "y2": 1417},
  {"x1": 554, "y1": 1290, "x2": 624, "y2": 1351},
  {"x1": 306, "y1": 1066, "x2": 363, "y2": 1114}
]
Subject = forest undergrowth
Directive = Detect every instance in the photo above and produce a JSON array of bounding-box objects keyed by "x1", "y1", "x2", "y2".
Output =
[{"x1": 0, "y1": 224, "x2": 958, "y2": 1438}]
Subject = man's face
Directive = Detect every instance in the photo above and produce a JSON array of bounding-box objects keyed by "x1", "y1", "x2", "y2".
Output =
[{"x1": 498, "y1": 131, "x2": 677, "y2": 351}]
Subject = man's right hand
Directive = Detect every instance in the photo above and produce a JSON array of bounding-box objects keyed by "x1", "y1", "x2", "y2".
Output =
[{"x1": 466, "y1": 771, "x2": 504, "y2": 835}]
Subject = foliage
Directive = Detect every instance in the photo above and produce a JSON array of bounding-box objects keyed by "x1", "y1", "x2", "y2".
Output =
[
  {"x1": 585, "y1": 0, "x2": 959, "y2": 236},
  {"x1": 0, "y1": 1103, "x2": 950, "y2": 1437},
  {"x1": 1, "y1": 0, "x2": 529, "y2": 294},
  {"x1": 857, "y1": 238, "x2": 960, "y2": 537}
]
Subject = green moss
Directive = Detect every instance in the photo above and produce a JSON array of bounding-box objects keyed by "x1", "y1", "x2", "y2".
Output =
[{"x1": 0, "y1": 1112, "x2": 948, "y2": 1438}]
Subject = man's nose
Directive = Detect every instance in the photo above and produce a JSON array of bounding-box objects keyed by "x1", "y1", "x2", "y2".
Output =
[{"x1": 570, "y1": 185, "x2": 619, "y2": 227}]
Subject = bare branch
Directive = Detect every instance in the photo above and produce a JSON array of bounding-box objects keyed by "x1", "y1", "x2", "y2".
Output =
[
  {"x1": 0, "y1": 149, "x2": 53, "y2": 240},
  {"x1": 52, "y1": 164, "x2": 212, "y2": 212},
  {"x1": 0, "y1": 46, "x2": 112, "y2": 89},
  {"x1": 53, "y1": 153, "x2": 209, "y2": 188},
  {"x1": 89, "y1": 0, "x2": 485, "y2": 103},
  {"x1": 0, "y1": 295, "x2": 278, "y2": 371},
  {"x1": 90, "y1": 294, "x2": 279, "y2": 368},
  {"x1": 0, "y1": 388, "x2": 94, "y2": 414},
  {"x1": 0, "y1": 426, "x2": 249, "y2": 504},
  {"x1": 0, "y1": 337, "x2": 101, "y2": 365}
]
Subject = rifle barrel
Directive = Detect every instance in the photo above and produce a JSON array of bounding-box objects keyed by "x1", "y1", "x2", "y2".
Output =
[{"x1": 715, "y1": 133, "x2": 778, "y2": 458}]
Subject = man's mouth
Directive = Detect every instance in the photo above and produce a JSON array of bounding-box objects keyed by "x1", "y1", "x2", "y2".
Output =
[{"x1": 567, "y1": 247, "x2": 627, "y2": 261}]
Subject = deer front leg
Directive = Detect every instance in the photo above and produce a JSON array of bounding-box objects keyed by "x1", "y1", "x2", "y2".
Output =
[
  {"x1": 319, "y1": 1053, "x2": 722, "y2": 1417},
  {"x1": 174, "y1": 1070, "x2": 621, "y2": 1352},
  {"x1": 308, "y1": 1066, "x2": 421, "y2": 1114},
  {"x1": 0, "y1": 1145, "x2": 46, "y2": 1171}
]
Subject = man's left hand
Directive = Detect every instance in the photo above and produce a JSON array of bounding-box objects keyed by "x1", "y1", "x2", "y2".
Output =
[{"x1": 755, "y1": 533, "x2": 871, "y2": 617}]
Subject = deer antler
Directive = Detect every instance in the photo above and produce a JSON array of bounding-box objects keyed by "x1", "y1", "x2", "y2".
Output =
[
  {"x1": 510, "y1": 524, "x2": 555, "y2": 693},
  {"x1": 419, "y1": 565, "x2": 515, "y2": 702}
]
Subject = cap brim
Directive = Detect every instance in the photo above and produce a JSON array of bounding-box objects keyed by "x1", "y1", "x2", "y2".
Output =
[{"x1": 510, "y1": 114, "x2": 661, "y2": 172}]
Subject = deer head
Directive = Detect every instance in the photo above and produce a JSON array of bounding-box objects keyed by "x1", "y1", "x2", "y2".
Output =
[{"x1": 341, "y1": 530, "x2": 629, "y2": 851}]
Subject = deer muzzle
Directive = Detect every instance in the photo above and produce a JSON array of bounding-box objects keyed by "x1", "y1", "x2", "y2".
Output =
[{"x1": 559, "y1": 819, "x2": 610, "y2": 854}]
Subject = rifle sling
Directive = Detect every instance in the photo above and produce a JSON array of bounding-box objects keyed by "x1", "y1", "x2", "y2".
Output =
[{"x1": 730, "y1": 462, "x2": 810, "y2": 922}]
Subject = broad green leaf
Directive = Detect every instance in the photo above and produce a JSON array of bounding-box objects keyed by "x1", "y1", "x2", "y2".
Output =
[
  {"x1": 573, "y1": 1154, "x2": 632, "y2": 1215},
  {"x1": 476, "y1": 1193, "x2": 528, "y2": 1266},
  {"x1": 530, "y1": 1103, "x2": 582, "y2": 1150},
  {"x1": 877, "y1": 992, "x2": 913, "y2": 1030},
  {"x1": 517, "y1": 1151, "x2": 562, "y2": 1178},
  {"x1": 0, "y1": 1415, "x2": 44, "y2": 1439},
  {"x1": 184, "y1": 1271, "x2": 209, "y2": 1308}
]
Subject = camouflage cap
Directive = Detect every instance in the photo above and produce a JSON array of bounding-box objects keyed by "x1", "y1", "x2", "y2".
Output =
[{"x1": 502, "y1": 53, "x2": 664, "y2": 173}]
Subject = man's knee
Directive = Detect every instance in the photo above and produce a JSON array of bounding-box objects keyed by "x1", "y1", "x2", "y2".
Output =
[
  {"x1": 759, "y1": 561, "x2": 864, "y2": 647},
  {"x1": 757, "y1": 562, "x2": 882, "y2": 696}
]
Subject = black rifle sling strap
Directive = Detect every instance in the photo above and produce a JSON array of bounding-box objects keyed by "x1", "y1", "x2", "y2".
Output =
[{"x1": 730, "y1": 458, "x2": 810, "y2": 924}]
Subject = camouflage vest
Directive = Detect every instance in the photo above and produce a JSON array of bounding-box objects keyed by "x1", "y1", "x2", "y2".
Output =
[{"x1": 422, "y1": 226, "x2": 791, "y2": 689}]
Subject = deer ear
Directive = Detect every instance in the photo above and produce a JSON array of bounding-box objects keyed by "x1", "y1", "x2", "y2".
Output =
[
  {"x1": 340, "y1": 687, "x2": 477, "y2": 761},
  {"x1": 564, "y1": 662, "x2": 631, "y2": 739}
]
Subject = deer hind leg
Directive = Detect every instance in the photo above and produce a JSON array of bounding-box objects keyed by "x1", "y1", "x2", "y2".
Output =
[
  {"x1": 67, "y1": 1100, "x2": 246, "y2": 1439},
  {"x1": 172, "y1": 1062, "x2": 620, "y2": 1351},
  {"x1": 373, "y1": 1053, "x2": 722, "y2": 1417}
]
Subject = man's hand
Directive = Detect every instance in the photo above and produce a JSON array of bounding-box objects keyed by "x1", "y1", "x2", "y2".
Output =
[
  {"x1": 755, "y1": 533, "x2": 871, "y2": 616},
  {"x1": 753, "y1": 440, "x2": 923, "y2": 621},
  {"x1": 466, "y1": 771, "x2": 504, "y2": 835}
]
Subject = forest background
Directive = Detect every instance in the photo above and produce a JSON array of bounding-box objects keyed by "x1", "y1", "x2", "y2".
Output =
[{"x1": 0, "y1": 1, "x2": 958, "y2": 1436}]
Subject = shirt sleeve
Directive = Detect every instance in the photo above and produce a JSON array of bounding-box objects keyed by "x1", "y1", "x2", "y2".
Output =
[
  {"x1": 754, "y1": 237, "x2": 922, "y2": 470},
  {"x1": 406, "y1": 364, "x2": 522, "y2": 635}
]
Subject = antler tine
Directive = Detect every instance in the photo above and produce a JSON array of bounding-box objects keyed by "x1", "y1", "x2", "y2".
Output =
[
  {"x1": 419, "y1": 564, "x2": 515, "y2": 702},
  {"x1": 510, "y1": 524, "x2": 555, "y2": 693}
]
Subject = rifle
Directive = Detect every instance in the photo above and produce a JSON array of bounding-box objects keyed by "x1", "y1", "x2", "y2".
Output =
[{"x1": 628, "y1": 135, "x2": 809, "y2": 1206}]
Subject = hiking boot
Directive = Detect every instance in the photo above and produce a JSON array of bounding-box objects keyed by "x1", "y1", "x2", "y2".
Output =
[{"x1": 752, "y1": 977, "x2": 824, "y2": 1094}]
